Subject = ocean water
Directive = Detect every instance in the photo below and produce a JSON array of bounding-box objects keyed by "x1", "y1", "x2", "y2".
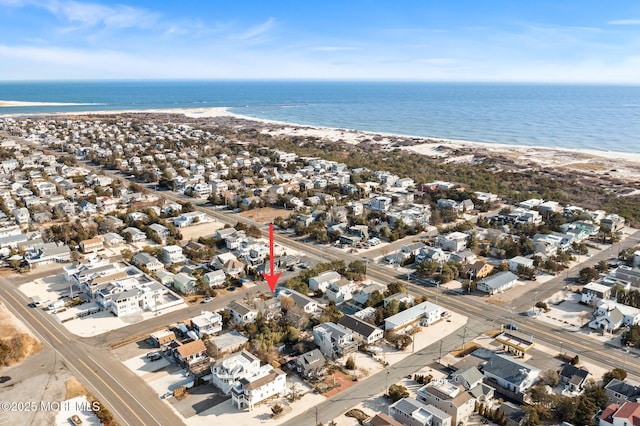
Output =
[{"x1": 1, "y1": 81, "x2": 639, "y2": 153}]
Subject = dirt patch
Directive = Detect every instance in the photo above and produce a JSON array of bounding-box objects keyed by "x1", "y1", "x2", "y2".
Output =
[
  {"x1": 65, "y1": 377, "x2": 90, "y2": 399},
  {"x1": 179, "y1": 221, "x2": 225, "y2": 241},
  {"x1": 323, "y1": 371, "x2": 357, "y2": 398},
  {"x1": 238, "y1": 207, "x2": 291, "y2": 224},
  {"x1": 451, "y1": 342, "x2": 481, "y2": 357},
  {"x1": 0, "y1": 303, "x2": 42, "y2": 367}
]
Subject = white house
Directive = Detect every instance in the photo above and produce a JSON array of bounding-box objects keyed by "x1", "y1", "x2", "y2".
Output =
[
  {"x1": 190, "y1": 311, "x2": 223, "y2": 338},
  {"x1": 337, "y1": 315, "x2": 384, "y2": 344},
  {"x1": 313, "y1": 322, "x2": 358, "y2": 360},
  {"x1": 211, "y1": 350, "x2": 261, "y2": 394},
  {"x1": 326, "y1": 278, "x2": 356, "y2": 304},
  {"x1": 477, "y1": 271, "x2": 518, "y2": 295},
  {"x1": 384, "y1": 301, "x2": 442, "y2": 332},
  {"x1": 435, "y1": 232, "x2": 468, "y2": 252},
  {"x1": 309, "y1": 271, "x2": 341, "y2": 293},
  {"x1": 227, "y1": 300, "x2": 257, "y2": 324},
  {"x1": 162, "y1": 245, "x2": 186, "y2": 264},
  {"x1": 508, "y1": 256, "x2": 535, "y2": 273},
  {"x1": 278, "y1": 289, "x2": 318, "y2": 314},
  {"x1": 204, "y1": 270, "x2": 226, "y2": 288},
  {"x1": 174, "y1": 211, "x2": 207, "y2": 227},
  {"x1": 482, "y1": 354, "x2": 540, "y2": 398},
  {"x1": 231, "y1": 367, "x2": 287, "y2": 411}
]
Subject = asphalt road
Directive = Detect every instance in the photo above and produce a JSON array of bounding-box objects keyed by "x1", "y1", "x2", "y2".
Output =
[{"x1": 0, "y1": 279, "x2": 184, "y2": 426}]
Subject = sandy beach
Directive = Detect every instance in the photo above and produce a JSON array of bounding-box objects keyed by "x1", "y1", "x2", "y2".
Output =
[{"x1": 3, "y1": 105, "x2": 640, "y2": 183}]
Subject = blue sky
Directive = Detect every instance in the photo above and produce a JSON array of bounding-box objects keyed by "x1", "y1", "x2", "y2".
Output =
[{"x1": 1, "y1": 0, "x2": 640, "y2": 82}]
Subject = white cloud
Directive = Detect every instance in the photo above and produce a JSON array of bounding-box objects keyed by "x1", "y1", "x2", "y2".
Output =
[
  {"x1": 607, "y1": 19, "x2": 640, "y2": 25},
  {"x1": 310, "y1": 46, "x2": 356, "y2": 52},
  {"x1": 234, "y1": 17, "x2": 275, "y2": 40}
]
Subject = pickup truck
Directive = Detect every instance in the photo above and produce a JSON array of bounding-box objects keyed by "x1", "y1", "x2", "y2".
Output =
[{"x1": 46, "y1": 300, "x2": 65, "y2": 310}]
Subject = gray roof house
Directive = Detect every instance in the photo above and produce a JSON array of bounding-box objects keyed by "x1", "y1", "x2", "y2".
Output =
[
  {"x1": 337, "y1": 315, "x2": 384, "y2": 344},
  {"x1": 477, "y1": 271, "x2": 518, "y2": 295},
  {"x1": 279, "y1": 288, "x2": 319, "y2": 314},
  {"x1": 295, "y1": 349, "x2": 326, "y2": 380},
  {"x1": 132, "y1": 252, "x2": 164, "y2": 271},
  {"x1": 604, "y1": 379, "x2": 640, "y2": 405},
  {"x1": 482, "y1": 354, "x2": 540, "y2": 402},
  {"x1": 389, "y1": 397, "x2": 452, "y2": 426}
]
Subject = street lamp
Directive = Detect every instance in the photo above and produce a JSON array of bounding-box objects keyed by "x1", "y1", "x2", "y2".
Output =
[
  {"x1": 435, "y1": 282, "x2": 440, "y2": 306},
  {"x1": 508, "y1": 306, "x2": 515, "y2": 325},
  {"x1": 533, "y1": 291, "x2": 539, "y2": 316},
  {"x1": 386, "y1": 370, "x2": 390, "y2": 397}
]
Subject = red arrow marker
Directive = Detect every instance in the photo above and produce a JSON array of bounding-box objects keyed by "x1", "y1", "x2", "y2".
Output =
[{"x1": 262, "y1": 224, "x2": 281, "y2": 293}]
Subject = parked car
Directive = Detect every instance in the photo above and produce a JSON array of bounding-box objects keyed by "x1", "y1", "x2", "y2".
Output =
[{"x1": 201, "y1": 297, "x2": 213, "y2": 304}]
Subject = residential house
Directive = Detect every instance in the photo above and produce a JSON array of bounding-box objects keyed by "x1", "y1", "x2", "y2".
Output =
[
  {"x1": 204, "y1": 270, "x2": 226, "y2": 288},
  {"x1": 337, "y1": 315, "x2": 384, "y2": 344},
  {"x1": 279, "y1": 289, "x2": 319, "y2": 314},
  {"x1": 508, "y1": 256, "x2": 535, "y2": 273},
  {"x1": 313, "y1": 322, "x2": 358, "y2": 360},
  {"x1": 175, "y1": 339, "x2": 208, "y2": 366},
  {"x1": 173, "y1": 272, "x2": 196, "y2": 295},
  {"x1": 208, "y1": 331, "x2": 249, "y2": 359},
  {"x1": 155, "y1": 270, "x2": 175, "y2": 286},
  {"x1": 384, "y1": 301, "x2": 442, "y2": 332},
  {"x1": 482, "y1": 354, "x2": 540, "y2": 402},
  {"x1": 589, "y1": 300, "x2": 640, "y2": 332},
  {"x1": 103, "y1": 232, "x2": 125, "y2": 247},
  {"x1": 96, "y1": 196, "x2": 118, "y2": 213},
  {"x1": 227, "y1": 300, "x2": 258, "y2": 324},
  {"x1": 389, "y1": 397, "x2": 452, "y2": 426},
  {"x1": 174, "y1": 211, "x2": 207, "y2": 227},
  {"x1": 582, "y1": 282, "x2": 612, "y2": 306},
  {"x1": 295, "y1": 349, "x2": 326, "y2": 380},
  {"x1": 231, "y1": 367, "x2": 287, "y2": 411},
  {"x1": 122, "y1": 227, "x2": 147, "y2": 242},
  {"x1": 416, "y1": 380, "x2": 474, "y2": 425},
  {"x1": 559, "y1": 364, "x2": 591, "y2": 395},
  {"x1": 449, "y1": 366, "x2": 494, "y2": 403},
  {"x1": 477, "y1": 271, "x2": 519, "y2": 295},
  {"x1": 326, "y1": 278, "x2": 356, "y2": 303},
  {"x1": 211, "y1": 350, "x2": 261, "y2": 394},
  {"x1": 13, "y1": 207, "x2": 30, "y2": 225},
  {"x1": 460, "y1": 261, "x2": 494, "y2": 280},
  {"x1": 149, "y1": 223, "x2": 170, "y2": 242},
  {"x1": 383, "y1": 292, "x2": 415, "y2": 309},
  {"x1": 605, "y1": 379, "x2": 640, "y2": 405},
  {"x1": 77, "y1": 200, "x2": 97, "y2": 216},
  {"x1": 369, "y1": 413, "x2": 403, "y2": 426},
  {"x1": 79, "y1": 236, "x2": 104, "y2": 254},
  {"x1": 435, "y1": 232, "x2": 468, "y2": 252},
  {"x1": 132, "y1": 252, "x2": 164, "y2": 272},
  {"x1": 416, "y1": 247, "x2": 449, "y2": 265},
  {"x1": 368, "y1": 196, "x2": 392, "y2": 212},
  {"x1": 599, "y1": 401, "x2": 640, "y2": 426},
  {"x1": 353, "y1": 283, "x2": 386, "y2": 306},
  {"x1": 309, "y1": 271, "x2": 341, "y2": 292},
  {"x1": 601, "y1": 214, "x2": 626, "y2": 232},
  {"x1": 162, "y1": 245, "x2": 186, "y2": 264},
  {"x1": 190, "y1": 311, "x2": 223, "y2": 338}
]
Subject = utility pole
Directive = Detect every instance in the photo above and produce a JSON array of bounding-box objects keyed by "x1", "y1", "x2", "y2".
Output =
[
  {"x1": 462, "y1": 326, "x2": 467, "y2": 351},
  {"x1": 386, "y1": 370, "x2": 390, "y2": 397},
  {"x1": 438, "y1": 340, "x2": 443, "y2": 363}
]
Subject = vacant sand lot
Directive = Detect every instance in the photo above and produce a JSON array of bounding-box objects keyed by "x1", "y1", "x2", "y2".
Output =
[{"x1": 238, "y1": 207, "x2": 291, "y2": 224}]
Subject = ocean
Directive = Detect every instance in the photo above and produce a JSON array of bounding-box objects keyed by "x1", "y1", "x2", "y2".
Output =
[{"x1": 1, "y1": 81, "x2": 639, "y2": 153}]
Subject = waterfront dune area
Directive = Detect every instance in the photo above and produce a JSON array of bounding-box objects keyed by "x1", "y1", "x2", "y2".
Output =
[{"x1": 4, "y1": 105, "x2": 640, "y2": 184}]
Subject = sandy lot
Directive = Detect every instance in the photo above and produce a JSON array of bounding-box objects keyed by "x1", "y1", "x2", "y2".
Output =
[
  {"x1": 179, "y1": 221, "x2": 225, "y2": 241},
  {"x1": 238, "y1": 207, "x2": 291, "y2": 224}
]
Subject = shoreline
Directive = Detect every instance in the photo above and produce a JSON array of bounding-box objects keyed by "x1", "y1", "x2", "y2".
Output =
[
  {"x1": 2, "y1": 105, "x2": 640, "y2": 181},
  {"x1": 0, "y1": 100, "x2": 103, "y2": 107}
]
